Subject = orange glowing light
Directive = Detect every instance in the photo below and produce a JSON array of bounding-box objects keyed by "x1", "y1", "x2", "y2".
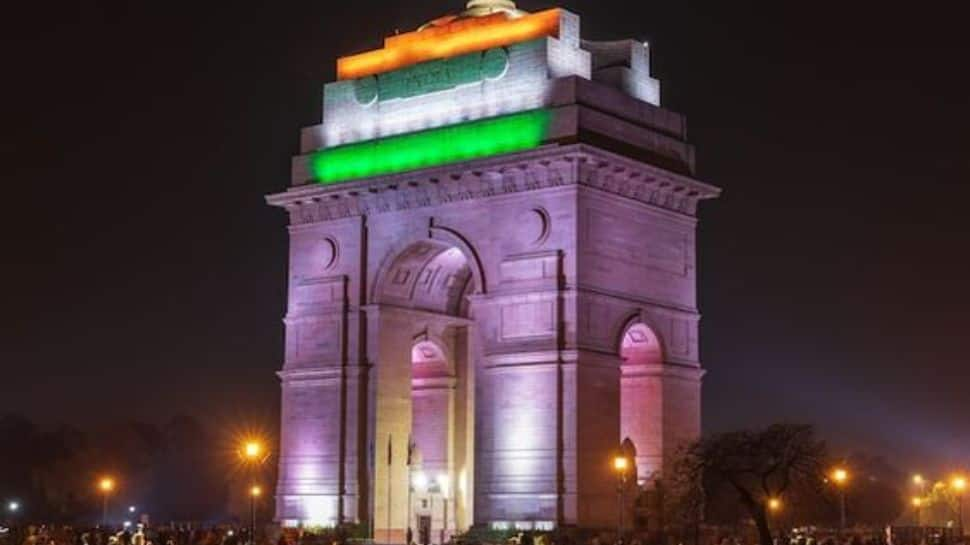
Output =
[
  {"x1": 244, "y1": 441, "x2": 263, "y2": 460},
  {"x1": 250, "y1": 485, "x2": 262, "y2": 498},
  {"x1": 613, "y1": 456, "x2": 629, "y2": 472},
  {"x1": 99, "y1": 477, "x2": 115, "y2": 493},
  {"x1": 337, "y1": 8, "x2": 561, "y2": 81}
]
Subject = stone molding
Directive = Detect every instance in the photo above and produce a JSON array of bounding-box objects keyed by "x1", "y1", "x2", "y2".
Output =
[
  {"x1": 266, "y1": 144, "x2": 719, "y2": 225},
  {"x1": 619, "y1": 362, "x2": 706, "y2": 381},
  {"x1": 361, "y1": 304, "x2": 474, "y2": 326}
]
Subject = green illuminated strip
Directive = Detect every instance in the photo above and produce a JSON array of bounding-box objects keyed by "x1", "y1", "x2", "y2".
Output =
[{"x1": 311, "y1": 110, "x2": 552, "y2": 184}]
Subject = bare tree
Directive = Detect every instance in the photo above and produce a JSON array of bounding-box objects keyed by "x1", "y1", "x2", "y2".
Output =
[{"x1": 672, "y1": 424, "x2": 827, "y2": 545}]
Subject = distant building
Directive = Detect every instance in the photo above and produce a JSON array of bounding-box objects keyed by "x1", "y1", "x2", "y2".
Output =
[{"x1": 266, "y1": 0, "x2": 720, "y2": 538}]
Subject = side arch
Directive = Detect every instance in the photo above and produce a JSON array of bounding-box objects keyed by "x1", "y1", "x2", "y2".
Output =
[
  {"x1": 616, "y1": 314, "x2": 667, "y2": 484},
  {"x1": 614, "y1": 311, "x2": 668, "y2": 364}
]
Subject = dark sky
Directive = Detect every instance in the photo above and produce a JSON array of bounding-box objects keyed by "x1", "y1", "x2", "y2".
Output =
[{"x1": 2, "y1": 1, "x2": 968, "y2": 473}]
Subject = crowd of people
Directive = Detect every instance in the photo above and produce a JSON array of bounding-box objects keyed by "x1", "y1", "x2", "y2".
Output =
[
  {"x1": 0, "y1": 525, "x2": 260, "y2": 545},
  {"x1": 0, "y1": 525, "x2": 957, "y2": 545}
]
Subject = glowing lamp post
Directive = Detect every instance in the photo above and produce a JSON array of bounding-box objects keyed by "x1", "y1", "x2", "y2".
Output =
[
  {"x1": 250, "y1": 485, "x2": 262, "y2": 545},
  {"x1": 614, "y1": 456, "x2": 630, "y2": 541},
  {"x1": 952, "y1": 476, "x2": 967, "y2": 535},
  {"x1": 768, "y1": 497, "x2": 782, "y2": 514},
  {"x1": 8, "y1": 500, "x2": 20, "y2": 521},
  {"x1": 768, "y1": 498, "x2": 782, "y2": 536},
  {"x1": 245, "y1": 442, "x2": 261, "y2": 459},
  {"x1": 99, "y1": 477, "x2": 116, "y2": 527},
  {"x1": 912, "y1": 497, "x2": 923, "y2": 527},
  {"x1": 831, "y1": 468, "x2": 849, "y2": 537},
  {"x1": 239, "y1": 438, "x2": 270, "y2": 544}
]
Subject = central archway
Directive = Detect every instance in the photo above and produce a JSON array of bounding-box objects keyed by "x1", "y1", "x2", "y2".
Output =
[{"x1": 372, "y1": 238, "x2": 479, "y2": 542}]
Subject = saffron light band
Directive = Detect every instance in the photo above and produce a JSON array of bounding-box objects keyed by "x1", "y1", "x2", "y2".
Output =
[
  {"x1": 336, "y1": 8, "x2": 561, "y2": 81},
  {"x1": 310, "y1": 109, "x2": 552, "y2": 184}
]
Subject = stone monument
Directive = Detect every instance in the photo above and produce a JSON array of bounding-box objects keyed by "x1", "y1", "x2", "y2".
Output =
[{"x1": 266, "y1": 0, "x2": 720, "y2": 537}]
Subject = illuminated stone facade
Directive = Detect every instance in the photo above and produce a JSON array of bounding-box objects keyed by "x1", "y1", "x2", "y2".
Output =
[{"x1": 267, "y1": 1, "x2": 719, "y2": 538}]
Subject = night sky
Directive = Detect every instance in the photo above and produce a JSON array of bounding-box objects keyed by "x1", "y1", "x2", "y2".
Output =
[{"x1": 3, "y1": 1, "x2": 968, "y2": 472}]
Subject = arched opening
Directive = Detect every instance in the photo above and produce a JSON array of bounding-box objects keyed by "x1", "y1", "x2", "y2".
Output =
[
  {"x1": 621, "y1": 323, "x2": 663, "y2": 367},
  {"x1": 411, "y1": 339, "x2": 453, "y2": 474},
  {"x1": 619, "y1": 322, "x2": 664, "y2": 485},
  {"x1": 410, "y1": 339, "x2": 455, "y2": 545},
  {"x1": 374, "y1": 239, "x2": 477, "y2": 541}
]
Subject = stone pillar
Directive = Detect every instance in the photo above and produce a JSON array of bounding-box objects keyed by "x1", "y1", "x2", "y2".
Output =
[
  {"x1": 621, "y1": 363, "x2": 702, "y2": 482},
  {"x1": 366, "y1": 308, "x2": 414, "y2": 543},
  {"x1": 658, "y1": 365, "x2": 703, "y2": 467},
  {"x1": 620, "y1": 362, "x2": 665, "y2": 482},
  {"x1": 276, "y1": 274, "x2": 351, "y2": 526},
  {"x1": 472, "y1": 249, "x2": 621, "y2": 529},
  {"x1": 569, "y1": 350, "x2": 621, "y2": 527},
  {"x1": 276, "y1": 368, "x2": 344, "y2": 525},
  {"x1": 453, "y1": 327, "x2": 475, "y2": 532},
  {"x1": 477, "y1": 349, "x2": 562, "y2": 525},
  {"x1": 344, "y1": 361, "x2": 368, "y2": 524}
]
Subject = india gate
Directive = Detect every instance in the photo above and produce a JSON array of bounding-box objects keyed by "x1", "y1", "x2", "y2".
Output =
[{"x1": 266, "y1": 0, "x2": 720, "y2": 537}]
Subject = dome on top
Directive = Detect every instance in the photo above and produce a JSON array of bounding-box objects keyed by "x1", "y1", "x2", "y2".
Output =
[
  {"x1": 420, "y1": 0, "x2": 527, "y2": 30},
  {"x1": 461, "y1": 0, "x2": 526, "y2": 17}
]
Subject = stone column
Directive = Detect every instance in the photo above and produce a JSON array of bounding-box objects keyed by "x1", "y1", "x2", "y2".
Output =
[
  {"x1": 621, "y1": 357, "x2": 703, "y2": 481},
  {"x1": 472, "y1": 249, "x2": 621, "y2": 529},
  {"x1": 276, "y1": 368, "x2": 344, "y2": 525},
  {"x1": 477, "y1": 348, "x2": 562, "y2": 525},
  {"x1": 569, "y1": 350, "x2": 621, "y2": 527},
  {"x1": 366, "y1": 307, "x2": 415, "y2": 544}
]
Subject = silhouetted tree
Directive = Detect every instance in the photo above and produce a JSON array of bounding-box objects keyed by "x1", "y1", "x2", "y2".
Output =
[{"x1": 670, "y1": 424, "x2": 827, "y2": 545}]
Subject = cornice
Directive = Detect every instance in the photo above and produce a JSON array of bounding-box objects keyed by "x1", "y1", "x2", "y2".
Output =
[{"x1": 266, "y1": 144, "x2": 720, "y2": 225}]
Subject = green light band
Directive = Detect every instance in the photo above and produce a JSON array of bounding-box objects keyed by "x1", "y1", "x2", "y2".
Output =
[{"x1": 311, "y1": 109, "x2": 552, "y2": 184}]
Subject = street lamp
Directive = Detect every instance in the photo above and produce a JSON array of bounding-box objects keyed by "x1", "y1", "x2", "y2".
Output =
[
  {"x1": 768, "y1": 498, "x2": 782, "y2": 537},
  {"x1": 99, "y1": 477, "x2": 116, "y2": 527},
  {"x1": 244, "y1": 442, "x2": 263, "y2": 461},
  {"x1": 952, "y1": 476, "x2": 966, "y2": 536},
  {"x1": 239, "y1": 438, "x2": 269, "y2": 545},
  {"x1": 831, "y1": 468, "x2": 849, "y2": 537},
  {"x1": 614, "y1": 456, "x2": 630, "y2": 541},
  {"x1": 912, "y1": 497, "x2": 923, "y2": 527},
  {"x1": 913, "y1": 474, "x2": 926, "y2": 526},
  {"x1": 250, "y1": 485, "x2": 262, "y2": 545},
  {"x1": 8, "y1": 501, "x2": 20, "y2": 515}
]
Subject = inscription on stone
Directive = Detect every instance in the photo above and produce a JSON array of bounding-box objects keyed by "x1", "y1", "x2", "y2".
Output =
[{"x1": 353, "y1": 47, "x2": 510, "y2": 104}]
